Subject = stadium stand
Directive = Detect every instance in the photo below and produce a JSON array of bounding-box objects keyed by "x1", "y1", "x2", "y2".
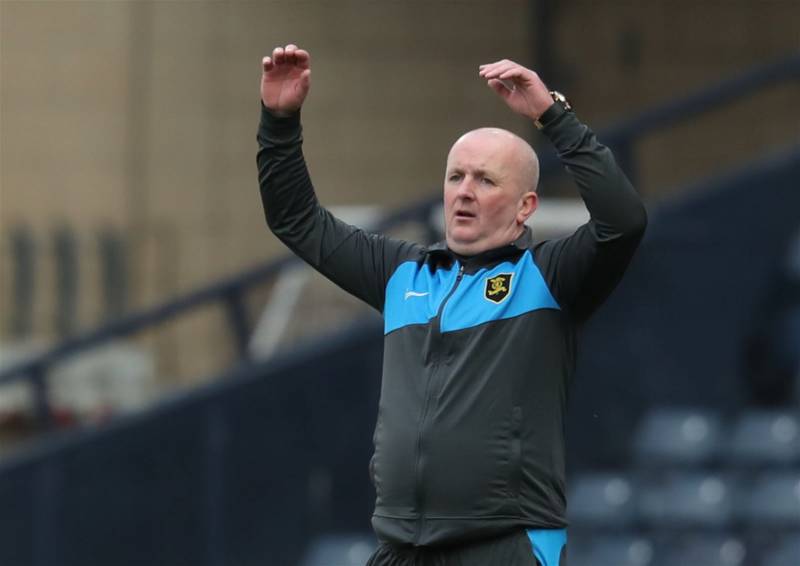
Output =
[
  {"x1": 0, "y1": 54, "x2": 798, "y2": 565},
  {"x1": 632, "y1": 408, "x2": 724, "y2": 469},
  {"x1": 727, "y1": 410, "x2": 800, "y2": 468}
]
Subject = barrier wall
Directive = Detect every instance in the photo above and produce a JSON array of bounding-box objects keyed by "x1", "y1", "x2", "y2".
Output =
[{"x1": 0, "y1": 319, "x2": 384, "y2": 566}]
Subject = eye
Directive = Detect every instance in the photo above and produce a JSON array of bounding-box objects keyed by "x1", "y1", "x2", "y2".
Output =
[
  {"x1": 480, "y1": 176, "x2": 496, "y2": 186},
  {"x1": 448, "y1": 173, "x2": 462, "y2": 182}
]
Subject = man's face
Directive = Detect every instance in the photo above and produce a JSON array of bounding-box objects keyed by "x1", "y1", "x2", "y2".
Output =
[{"x1": 443, "y1": 129, "x2": 538, "y2": 256}]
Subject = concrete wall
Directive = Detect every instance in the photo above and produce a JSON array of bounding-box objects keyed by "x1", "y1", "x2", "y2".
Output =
[
  {"x1": 551, "y1": 0, "x2": 800, "y2": 197},
  {"x1": 1, "y1": 0, "x2": 798, "y2": 383},
  {"x1": 0, "y1": 0, "x2": 533, "y2": 381}
]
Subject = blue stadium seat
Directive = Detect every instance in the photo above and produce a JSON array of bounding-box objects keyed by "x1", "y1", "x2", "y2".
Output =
[
  {"x1": 633, "y1": 408, "x2": 723, "y2": 468},
  {"x1": 739, "y1": 471, "x2": 800, "y2": 528},
  {"x1": 567, "y1": 472, "x2": 636, "y2": 529},
  {"x1": 727, "y1": 410, "x2": 800, "y2": 467},
  {"x1": 761, "y1": 534, "x2": 800, "y2": 566},
  {"x1": 300, "y1": 533, "x2": 377, "y2": 566},
  {"x1": 568, "y1": 534, "x2": 655, "y2": 566},
  {"x1": 638, "y1": 472, "x2": 734, "y2": 529},
  {"x1": 658, "y1": 534, "x2": 748, "y2": 566}
]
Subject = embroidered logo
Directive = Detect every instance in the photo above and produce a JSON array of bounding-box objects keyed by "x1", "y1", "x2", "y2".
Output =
[
  {"x1": 484, "y1": 273, "x2": 512, "y2": 304},
  {"x1": 404, "y1": 290, "x2": 429, "y2": 300}
]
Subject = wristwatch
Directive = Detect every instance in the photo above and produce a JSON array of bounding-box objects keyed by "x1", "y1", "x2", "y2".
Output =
[{"x1": 534, "y1": 90, "x2": 572, "y2": 130}]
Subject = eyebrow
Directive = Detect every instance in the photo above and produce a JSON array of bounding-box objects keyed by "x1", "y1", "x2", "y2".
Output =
[{"x1": 447, "y1": 167, "x2": 495, "y2": 178}]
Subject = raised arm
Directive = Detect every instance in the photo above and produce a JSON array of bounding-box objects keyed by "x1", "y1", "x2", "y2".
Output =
[
  {"x1": 480, "y1": 59, "x2": 648, "y2": 321},
  {"x1": 258, "y1": 45, "x2": 420, "y2": 312}
]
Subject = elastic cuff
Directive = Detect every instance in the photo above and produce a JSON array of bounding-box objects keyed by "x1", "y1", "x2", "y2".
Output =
[
  {"x1": 540, "y1": 108, "x2": 586, "y2": 154},
  {"x1": 536, "y1": 102, "x2": 566, "y2": 129},
  {"x1": 258, "y1": 102, "x2": 302, "y2": 142}
]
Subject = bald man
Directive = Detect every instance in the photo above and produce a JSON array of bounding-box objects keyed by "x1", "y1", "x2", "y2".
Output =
[{"x1": 257, "y1": 46, "x2": 647, "y2": 566}]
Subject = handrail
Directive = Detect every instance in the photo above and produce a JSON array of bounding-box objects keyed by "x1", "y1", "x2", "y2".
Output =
[
  {"x1": 604, "y1": 52, "x2": 800, "y2": 143},
  {"x1": 598, "y1": 52, "x2": 800, "y2": 182},
  {"x1": 2, "y1": 53, "x2": 798, "y2": 427}
]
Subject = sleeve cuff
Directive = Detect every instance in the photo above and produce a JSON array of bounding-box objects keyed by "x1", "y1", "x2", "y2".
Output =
[
  {"x1": 539, "y1": 105, "x2": 588, "y2": 155},
  {"x1": 258, "y1": 103, "x2": 302, "y2": 144},
  {"x1": 536, "y1": 101, "x2": 565, "y2": 129}
]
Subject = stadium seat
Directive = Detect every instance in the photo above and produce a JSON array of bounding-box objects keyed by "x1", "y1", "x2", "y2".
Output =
[
  {"x1": 739, "y1": 471, "x2": 800, "y2": 528},
  {"x1": 567, "y1": 472, "x2": 636, "y2": 529},
  {"x1": 658, "y1": 534, "x2": 748, "y2": 566},
  {"x1": 568, "y1": 534, "x2": 655, "y2": 566},
  {"x1": 638, "y1": 472, "x2": 734, "y2": 529},
  {"x1": 633, "y1": 408, "x2": 723, "y2": 468},
  {"x1": 727, "y1": 410, "x2": 800, "y2": 467},
  {"x1": 299, "y1": 533, "x2": 377, "y2": 566},
  {"x1": 760, "y1": 533, "x2": 800, "y2": 566}
]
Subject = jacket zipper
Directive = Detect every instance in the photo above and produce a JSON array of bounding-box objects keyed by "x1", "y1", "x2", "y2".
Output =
[{"x1": 413, "y1": 263, "x2": 464, "y2": 544}]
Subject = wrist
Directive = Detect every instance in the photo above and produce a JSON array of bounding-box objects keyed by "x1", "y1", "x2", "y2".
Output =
[{"x1": 534, "y1": 91, "x2": 572, "y2": 130}]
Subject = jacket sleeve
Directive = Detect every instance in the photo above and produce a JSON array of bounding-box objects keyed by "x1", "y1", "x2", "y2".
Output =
[
  {"x1": 256, "y1": 105, "x2": 420, "y2": 313},
  {"x1": 533, "y1": 104, "x2": 648, "y2": 322}
]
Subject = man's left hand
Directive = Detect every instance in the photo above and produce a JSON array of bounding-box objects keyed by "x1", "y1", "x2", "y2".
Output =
[{"x1": 479, "y1": 60, "x2": 555, "y2": 121}]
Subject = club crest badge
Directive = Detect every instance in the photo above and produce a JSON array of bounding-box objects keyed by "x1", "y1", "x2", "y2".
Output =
[{"x1": 484, "y1": 273, "x2": 512, "y2": 304}]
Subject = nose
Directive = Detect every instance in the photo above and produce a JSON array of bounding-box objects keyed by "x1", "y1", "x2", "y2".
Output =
[{"x1": 455, "y1": 176, "x2": 476, "y2": 200}]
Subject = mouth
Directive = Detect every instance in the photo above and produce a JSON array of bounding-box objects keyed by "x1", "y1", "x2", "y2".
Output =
[{"x1": 454, "y1": 210, "x2": 476, "y2": 220}]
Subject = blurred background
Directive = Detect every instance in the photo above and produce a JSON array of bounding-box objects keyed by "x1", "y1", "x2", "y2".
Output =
[{"x1": 0, "y1": 1, "x2": 798, "y2": 565}]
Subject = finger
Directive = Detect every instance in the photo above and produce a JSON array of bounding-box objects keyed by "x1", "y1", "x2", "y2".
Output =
[
  {"x1": 499, "y1": 67, "x2": 531, "y2": 81},
  {"x1": 272, "y1": 46, "x2": 285, "y2": 65},
  {"x1": 262, "y1": 56, "x2": 273, "y2": 72},
  {"x1": 284, "y1": 43, "x2": 297, "y2": 65},
  {"x1": 481, "y1": 62, "x2": 519, "y2": 79},
  {"x1": 480, "y1": 64, "x2": 513, "y2": 78},
  {"x1": 478, "y1": 59, "x2": 513, "y2": 76},
  {"x1": 294, "y1": 49, "x2": 311, "y2": 68},
  {"x1": 479, "y1": 59, "x2": 509, "y2": 69}
]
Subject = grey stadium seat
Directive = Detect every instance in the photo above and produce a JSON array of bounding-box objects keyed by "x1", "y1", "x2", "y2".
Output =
[
  {"x1": 739, "y1": 471, "x2": 800, "y2": 528},
  {"x1": 638, "y1": 472, "x2": 734, "y2": 529},
  {"x1": 300, "y1": 533, "x2": 377, "y2": 566},
  {"x1": 727, "y1": 410, "x2": 800, "y2": 467},
  {"x1": 633, "y1": 408, "x2": 723, "y2": 468},
  {"x1": 568, "y1": 534, "x2": 655, "y2": 566},
  {"x1": 761, "y1": 534, "x2": 800, "y2": 566},
  {"x1": 658, "y1": 534, "x2": 748, "y2": 566},
  {"x1": 567, "y1": 472, "x2": 637, "y2": 529}
]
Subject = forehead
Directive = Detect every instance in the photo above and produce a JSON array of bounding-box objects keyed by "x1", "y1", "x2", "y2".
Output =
[{"x1": 446, "y1": 130, "x2": 520, "y2": 172}]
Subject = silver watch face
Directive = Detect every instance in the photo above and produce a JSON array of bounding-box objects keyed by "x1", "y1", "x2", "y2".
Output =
[{"x1": 551, "y1": 90, "x2": 572, "y2": 111}]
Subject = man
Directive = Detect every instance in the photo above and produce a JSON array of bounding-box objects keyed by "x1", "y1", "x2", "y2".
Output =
[{"x1": 258, "y1": 44, "x2": 646, "y2": 566}]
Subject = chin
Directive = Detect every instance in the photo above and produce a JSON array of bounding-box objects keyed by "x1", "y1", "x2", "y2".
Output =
[{"x1": 446, "y1": 237, "x2": 479, "y2": 256}]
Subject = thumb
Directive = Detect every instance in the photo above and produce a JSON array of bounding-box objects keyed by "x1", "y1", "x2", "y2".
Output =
[
  {"x1": 297, "y1": 68, "x2": 311, "y2": 97},
  {"x1": 488, "y1": 79, "x2": 510, "y2": 99}
]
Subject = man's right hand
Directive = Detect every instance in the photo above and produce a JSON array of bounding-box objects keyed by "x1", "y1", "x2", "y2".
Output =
[{"x1": 261, "y1": 44, "x2": 311, "y2": 116}]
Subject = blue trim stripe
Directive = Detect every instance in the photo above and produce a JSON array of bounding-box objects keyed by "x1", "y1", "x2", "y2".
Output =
[
  {"x1": 440, "y1": 252, "x2": 559, "y2": 332},
  {"x1": 383, "y1": 251, "x2": 559, "y2": 335},
  {"x1": 526, "y1": 528, "x2": 567, "y2": 566},
  {"x1": 384, "y1": 261, "x2": 460, "y2": 334}
]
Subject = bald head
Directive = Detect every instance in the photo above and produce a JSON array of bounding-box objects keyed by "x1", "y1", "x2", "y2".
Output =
[
  {"x1": 448, "y1": 128, "x2": 540, "y2": 196},
  {"x1": 443, "y1": 127, "x2": 540, "y2": 255}
]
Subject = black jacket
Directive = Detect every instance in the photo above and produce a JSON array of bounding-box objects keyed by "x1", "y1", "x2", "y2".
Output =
[{"x1": 257, "y1": 102, "x2": 647, "y2": 546}]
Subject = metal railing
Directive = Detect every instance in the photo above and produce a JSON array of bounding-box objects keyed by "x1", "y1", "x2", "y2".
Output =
[{"x1": 1, "y1": 52, "x2": 798, "y2": 429}]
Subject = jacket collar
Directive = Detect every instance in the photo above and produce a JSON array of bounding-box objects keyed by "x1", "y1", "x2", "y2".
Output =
[{"x1": 426, "y1": 227, "x2": 532, "y2": 271}]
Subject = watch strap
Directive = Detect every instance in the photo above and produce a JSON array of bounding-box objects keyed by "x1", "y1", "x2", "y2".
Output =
[{"x1": 535, "y1": 90, "x2": 572, "y2": 130}]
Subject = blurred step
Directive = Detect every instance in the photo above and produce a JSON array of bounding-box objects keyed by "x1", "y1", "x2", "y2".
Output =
[
  {"x1": 639, "y1": 472, "x2": 734, "y2": 529},
  {"x1": 633, "y1": 408, "x2": 723, "y2": 468},
  {"x1": 568, "y1": 472, "x2": 637, "y2": 530}
]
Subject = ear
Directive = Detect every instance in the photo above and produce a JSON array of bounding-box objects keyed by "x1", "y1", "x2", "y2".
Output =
[{"x1": 516, "y1": 191, "x2": 538, "y2": 225}]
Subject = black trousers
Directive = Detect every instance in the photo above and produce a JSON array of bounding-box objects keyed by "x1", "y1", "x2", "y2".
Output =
[{"x1": 365, "y1": 530, "x2": 567, "y2": 566}]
